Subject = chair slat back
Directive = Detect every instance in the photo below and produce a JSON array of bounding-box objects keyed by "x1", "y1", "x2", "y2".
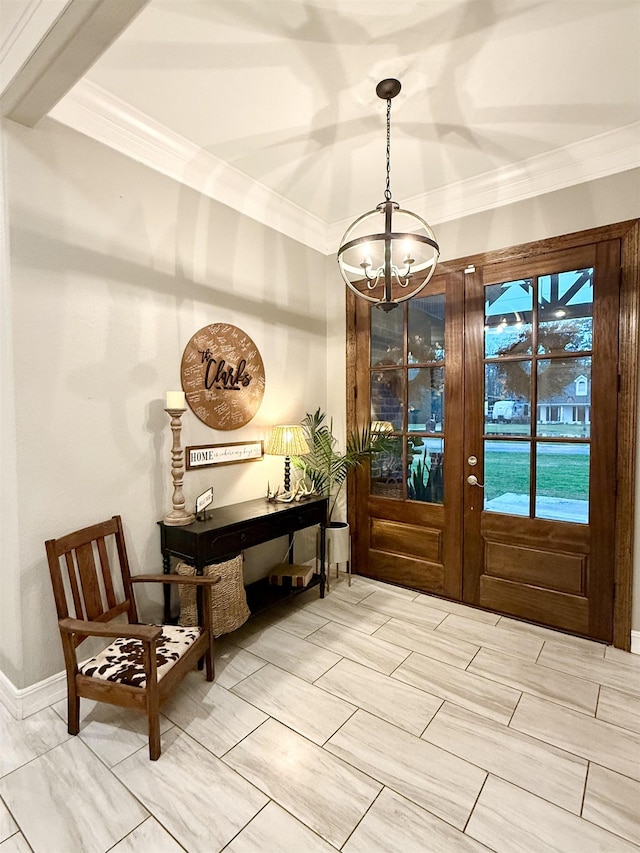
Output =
[
  {"x1": 75, "y1": 541, "x2": 105, "y2": 620},
  {"x1": 45, "y1": 516, "x2": 137, "y2": 634},
  {"x1": 64, "y1": 551, "x2": 84, "y2": 618},
  {"x1": 96, "y1": 536, "x2": 117, "y2": 609}
]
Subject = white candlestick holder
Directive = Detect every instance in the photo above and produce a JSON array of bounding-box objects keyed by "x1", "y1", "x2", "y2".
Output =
[{"x1": 163, "y1": 407, "x2": 195, "y2": 526}]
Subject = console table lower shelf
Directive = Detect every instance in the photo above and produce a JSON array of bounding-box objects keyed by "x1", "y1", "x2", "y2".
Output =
[{"x1": 245, "y1": 573, "x2": 321, "y2": 617}]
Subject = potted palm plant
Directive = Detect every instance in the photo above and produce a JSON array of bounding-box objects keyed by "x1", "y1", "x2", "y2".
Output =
[{"x1": 292, "y1": 409, "x2": 394, "y2": 574}]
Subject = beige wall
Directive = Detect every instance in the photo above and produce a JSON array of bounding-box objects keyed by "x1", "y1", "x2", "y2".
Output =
[
  {"x1": 1, "y1": 116, "x2": 638, "y2": 695},
  {"x1": 434, "y1": 170, "x2": 640, "y2": 263},
  {"x1": 1, "y1": 117, "x2": 329, "y2": 688}
]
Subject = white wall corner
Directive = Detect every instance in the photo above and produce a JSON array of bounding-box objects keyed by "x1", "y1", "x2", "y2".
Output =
[
  {"x1": 0, "y1": 667, "x2": 66, "y2": 720},
  {"x1": 631, "y1": 629, "x2": 640, "y2": 655}
]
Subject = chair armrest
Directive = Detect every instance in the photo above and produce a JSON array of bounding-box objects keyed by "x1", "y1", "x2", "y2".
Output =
[
  {"x1": 131, "y1": 573, "x2": 222, "y2": 586},
  {"x1": 59, "y1": 617, "x2": 162, "y2": 642}
]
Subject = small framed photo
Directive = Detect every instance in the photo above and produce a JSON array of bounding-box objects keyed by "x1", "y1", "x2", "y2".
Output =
[{"x1": 196, "y1": 487, "x2": 214, "y2": 516}]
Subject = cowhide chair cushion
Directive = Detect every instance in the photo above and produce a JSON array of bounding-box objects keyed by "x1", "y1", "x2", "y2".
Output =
[{"x1": 80, "y1": 625, "x2": 202, "y2": 688}]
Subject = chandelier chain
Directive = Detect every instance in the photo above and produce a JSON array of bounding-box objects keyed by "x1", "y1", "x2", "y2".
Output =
[{"x1": 384, "y1": 98, "x2": 392, "y2": 201}]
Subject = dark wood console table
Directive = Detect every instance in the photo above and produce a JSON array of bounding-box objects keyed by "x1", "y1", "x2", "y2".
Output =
[{"x1": 158, "y1": 495, "x2": 327, "y2": 621}]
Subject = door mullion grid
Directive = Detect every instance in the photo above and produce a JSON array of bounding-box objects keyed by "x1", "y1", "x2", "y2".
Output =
[{"x1": 530, "y1": 275, "x2": 539, "y2": 519}]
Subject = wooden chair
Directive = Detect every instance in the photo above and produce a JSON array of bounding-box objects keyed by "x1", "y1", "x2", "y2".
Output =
[{"x1": 45, "y1": 515, "x2": 220, "y2": 760}]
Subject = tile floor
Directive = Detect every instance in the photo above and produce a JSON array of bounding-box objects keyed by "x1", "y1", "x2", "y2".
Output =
[{"x1": 1, "y1": 573, "x2": 640, "y2": 852}]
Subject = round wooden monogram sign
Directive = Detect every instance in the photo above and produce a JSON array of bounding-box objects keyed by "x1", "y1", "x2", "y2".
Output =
[{"x1": 180, "y1": 324, "x2": 265, "y2": 430}]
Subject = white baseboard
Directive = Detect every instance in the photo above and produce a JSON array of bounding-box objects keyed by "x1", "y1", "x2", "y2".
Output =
[
  {"x1": 0, "y1": 668, "x2": 66, "y2": 720},
  {"x1": 631, "y1": 630, "x2": 640, "y2": 655}
]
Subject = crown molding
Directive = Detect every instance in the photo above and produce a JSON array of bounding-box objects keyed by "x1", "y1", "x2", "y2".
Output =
[
  {"x1": 49, "y1": 80, "x2": 639, "y2": 256},
  {"x1": 0, "y1": 0, "x2": 70, "y2": 91},
  {"x1": 48, "y1": 79, "x2": 328, "y2": 254},
  {"x1": 327, "y1": 122, "x2": 640, "y2": 251}
]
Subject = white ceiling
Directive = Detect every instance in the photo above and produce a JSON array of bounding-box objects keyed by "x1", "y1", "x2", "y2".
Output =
[{"x1": 3, "y1": 0, "x2": 640, "y2": 251}]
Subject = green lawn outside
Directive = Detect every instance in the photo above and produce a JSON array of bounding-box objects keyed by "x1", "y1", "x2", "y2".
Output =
[{"x1": 485, "y1": 448, "x2": 590, "y2": 502}]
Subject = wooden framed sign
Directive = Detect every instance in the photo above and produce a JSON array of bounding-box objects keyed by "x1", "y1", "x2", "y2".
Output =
[
  {"x1": 181, "y1": 324, "x2": 265, "y2": 430},
  {"x1": 186, "y1": 441, "x2": 264, "y2": 470}
]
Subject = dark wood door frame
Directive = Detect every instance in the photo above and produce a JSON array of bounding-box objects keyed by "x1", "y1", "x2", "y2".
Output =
[{"x1": 347, "y1": 219, "x2": 640, "y2": 650}]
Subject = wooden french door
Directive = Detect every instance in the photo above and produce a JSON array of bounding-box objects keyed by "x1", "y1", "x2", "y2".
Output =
[
  {"x1": 348, "y1": 228, "x2": 628, "y2": 643},
  {"x1": 350, "y1": 270, "x2": 466, "y2": 600}
]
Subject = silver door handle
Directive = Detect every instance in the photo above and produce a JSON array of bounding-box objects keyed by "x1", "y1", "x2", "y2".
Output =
[{"x1": 467, "y1": 475, "x2": 484, "y2": 488}]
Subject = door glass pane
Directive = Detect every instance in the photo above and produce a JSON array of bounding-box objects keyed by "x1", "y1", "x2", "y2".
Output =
[
  {"x1": 485, "y1": 279, "x2": 533, "y2": 357},
  {"x1": 371, "y1": 306, "x2": 403, "y2": 366},
  {"x1": 371, "y1": 435, "x2": 403, "y2": 499},
  {"x1": 485, "y1": 362, "x2": 531, "y2": 436},
  {"x1": 484, "y1": 439, "x2": 530, "y2": 516},
  {"x1": 538, "y1": 269, "x2": 593, "y2": 354},
  {"x1": 408, "y1": 437, "x2": 444, "y2": 503},
  {"x1": 408, "y1": 294, "x2": 445, "y2": 362},
  {"x1": 409, "y1": 367, "x2": 444, "y2": 433},
  {"x1": 537, "y1": 357, "x2": 591, "y2": 438},
  {"x1": 371, "y1": 370, "x2": 404, "y2": 430},
  {"x1": 535, "y1": 442, "x2": 589, "y2": 523}
]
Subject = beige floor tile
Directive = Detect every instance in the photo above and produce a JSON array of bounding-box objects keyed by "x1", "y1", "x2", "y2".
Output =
[
  {"x1": 163, "y1": 674, "x2": 268, "y2": 756},
  {"x1": 583, "y1": 763, "x2": 640, "y2": 847},
  {"x1": 231, "y1": 663, "x2": 356, "y2": 744},
  {"x1": 466, "y1": 774, "x2": 638, "y2": 853},
  {"x1": 343, "y1": 787, "x2": 489, "y2": 853},
  {"x1": 268, "y1": 606, "x2": 330, "y2": 639},
  {"x1": 468, "y1": 646, "x2": 599, "y2": 715},
  {"x1": 0, "y1": 833, "x2": 31, "y2": 853},
  {"x1": 114, "y1": 728, "x2": 267, "y2": 853},
  {"x1": 358, "y1": 589, "x2": 447, "y2": 630},
  {"x1": 0, "y1": 703, "x2": 71, "y2": 778},
  {"x1": 306, "y1": 619, "x2": 410, "y2": 674},
  {"x1": 51, "y1": 698, "x2": 174, "y2": 768},
  {"x1": 349, "y1": 576, "x2": 418, "y2": 600},
  {"x1": 302, "y1": 595, "x2": 391, "y2": 634},
  {"x1": 511, "y1": 693, "x2": 640, "y2": 780},
  {"x1": 393, "y1": 651, "x2": 520, "y2": 725},
  {"x1": 372, "y1": 617, "x2": 479, "y2": 668},
  {"x1": 109, "y1": 817, "x2": 185, "y2": 852},
  {"x1": 597, "y1": 686, "x2": 640, "y2": 734},
  {"x1": 0, "y1": 737, "x2": 147, "y2": 853},
  {"x1": 235, "y1": 625, "x2": 341, "y2": 681},
  {"x1": 436, "y1": 614, "x2": 543, "y2": 661},
  {"x1": 328, "y1": 575, "x2": 407, "y2": 605},
  {"x1": 224, "y1": 718, "x2": 381, "y2": 849},
  {"x1": 0, "y1": 800, "x2": 17, "y2": 843},
  {"x1": 224, "y1": 801, "x2": 336, "y2": 853},
  {"x1": 423, "y1": 702, "x2": 587, "y2": 813},
  {"x1": 316, "y1": 658, "x2": 442, "y2": 735},
  {"x1": 538, "y1": 643, "x2": 640, "y2": 696},
  {"x1": 325, "y1": 709, "x2": 486, "y2": 830},
  {"x1": 413, "y1": 593, "x2": 501, "y2": 625},
  {"x1": 214, "y1": 644, "x2": 267, "y2": 689},
  {"x1": 497, "y1": 616, "x2": 606, "y2": 657},
  {"x1": 605, "y1": 645, "x2": 640, "y2": 670}
]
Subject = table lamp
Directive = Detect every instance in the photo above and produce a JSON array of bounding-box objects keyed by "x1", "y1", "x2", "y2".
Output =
[{"x1": 265, "y1": 425, "x2": 309, "y2": 492}]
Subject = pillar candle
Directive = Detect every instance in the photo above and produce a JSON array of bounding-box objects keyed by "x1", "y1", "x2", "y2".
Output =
[{"x1": 166, "y1": 390, "x2": 186, "y2": 409}]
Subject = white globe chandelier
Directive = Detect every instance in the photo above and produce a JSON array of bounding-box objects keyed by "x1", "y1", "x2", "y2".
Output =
[{"x1": 337, "y1": 79, "x2": 440, "y2": 313}]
